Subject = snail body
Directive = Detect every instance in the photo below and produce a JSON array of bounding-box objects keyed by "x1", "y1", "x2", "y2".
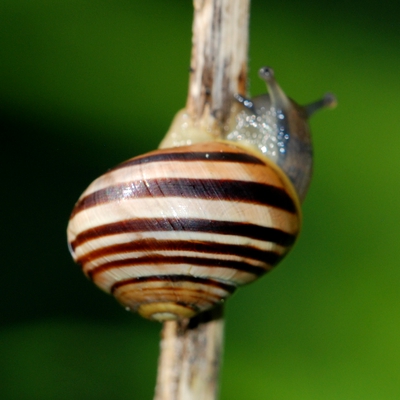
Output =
[
  {"x1": 67, "y1": 67, "x2": 335, "y2": 321},
  {"x1": 228, "y1": 67, "x2": 336, "y2": 201}
]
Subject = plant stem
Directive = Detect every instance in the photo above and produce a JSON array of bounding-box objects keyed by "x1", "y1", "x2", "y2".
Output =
[
  {"x1": 154, "y1": 1, "x2": 250, "y2": 399},
  {"x1": 154, "y1": 306, "x2": 224, "y2": 400},
  {"x1": 186, "y1": 0, "x2": 249, "y2": 135}
]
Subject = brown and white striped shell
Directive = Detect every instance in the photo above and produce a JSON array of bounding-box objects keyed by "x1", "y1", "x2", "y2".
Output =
[{"x1": 67, "y1": 141, "x2": 301, "y2": 321}]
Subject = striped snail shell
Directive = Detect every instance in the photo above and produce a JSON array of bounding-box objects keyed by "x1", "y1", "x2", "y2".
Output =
[{"x1": 67, "y1": 67, "x2": 335, "y2": 322}]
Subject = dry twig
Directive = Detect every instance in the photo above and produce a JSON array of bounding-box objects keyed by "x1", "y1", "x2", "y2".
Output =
[{"x1": 154, "y1": 1, "x2": 250, "y2": 399}]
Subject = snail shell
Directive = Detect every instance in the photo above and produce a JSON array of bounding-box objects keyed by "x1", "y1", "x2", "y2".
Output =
[
  {"x1": 67, "y1": 66, "x2": 335, "y2": 321},
  {"x1": 67, "y1": 141, "x2": 301, "y2": 321}
]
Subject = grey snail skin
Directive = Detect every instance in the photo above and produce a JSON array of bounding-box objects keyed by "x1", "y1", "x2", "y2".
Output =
[
  {"x1": 227, "y1": 67, "x2": 336, "y2": 202},
  {"x1": 67, "y1": 67, "x2": 335, "y2": 322}
]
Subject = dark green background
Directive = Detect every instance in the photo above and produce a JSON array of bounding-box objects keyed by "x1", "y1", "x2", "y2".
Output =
[{"x1": 1, "y1": 0, "x2": 399, "y2": 399}]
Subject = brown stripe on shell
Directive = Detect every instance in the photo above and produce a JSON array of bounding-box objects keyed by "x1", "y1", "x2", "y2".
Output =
[
  {"x1": 116, "y1": 288, "x2": 224, "y2": 308},
  {"x1": 110, "y1": 148, "x2": 266, "y2": 172},
  {"x1": 87, "y1": 255, "x2": 269, "y2": 281},
  {"x1": 76, "y1": 239, "x2": 282, "y2": 266},
  {"x1": 70, "y1": 178, "x2": 296, "y2": 218},
  {"x1": 111, "y1": 274, "x2": 237, "y2": 294},
  {"x1": 70, "y1": 218, "x2": 297, "y2": 251}
]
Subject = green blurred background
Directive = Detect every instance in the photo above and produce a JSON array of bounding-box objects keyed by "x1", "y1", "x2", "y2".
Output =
[{"x1": 1, "y1": 0, "x2": 399, "y2": 399}]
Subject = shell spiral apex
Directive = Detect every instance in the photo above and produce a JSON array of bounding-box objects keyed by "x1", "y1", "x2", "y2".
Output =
[{"x1": 67, "y1": 67, "x2": 335, "y2": 321}]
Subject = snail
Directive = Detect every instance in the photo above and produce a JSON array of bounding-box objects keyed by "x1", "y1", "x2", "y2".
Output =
[{"x1": 67, "y1": 67, "x2": 335, "y2": 322}]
